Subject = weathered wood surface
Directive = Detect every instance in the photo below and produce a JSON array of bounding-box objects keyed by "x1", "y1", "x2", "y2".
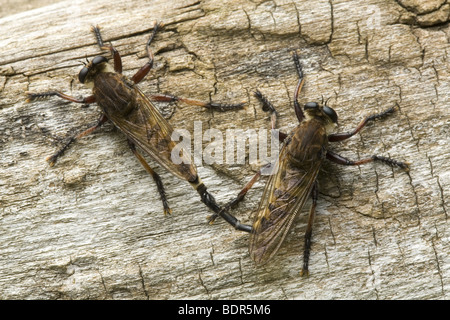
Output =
[{"x1": 0, "y1": 0, "x2": 448, "y2": 300}]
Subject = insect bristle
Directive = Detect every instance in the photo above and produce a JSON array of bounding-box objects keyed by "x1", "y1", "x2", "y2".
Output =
[{"x1": 26, "y1": 92, "x2": 49, "y2": 102}]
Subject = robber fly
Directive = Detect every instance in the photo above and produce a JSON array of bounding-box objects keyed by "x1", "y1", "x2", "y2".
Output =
[
  {"x1": 26, "y1": 23, "x2": 250, "y2": 231},
  {"x1": 210, "y1": 52, "x2": 410, "y2": 276}
]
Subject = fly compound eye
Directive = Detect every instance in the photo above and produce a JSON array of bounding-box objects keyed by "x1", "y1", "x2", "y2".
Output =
[
  {"x1": 78, "y1": 66, "x2": 89, "y2": 84},
  {"x1": 323, "y1": 105, "x2": 338, "y2": 123},
  {"x1": 304, "y1": 102, "x2": 319, "y2": 110},
  {"x1": 78, "y1": 56, "x2": 107, "y2": 84},
  {"x1": 92, "y1": 56, "x2": 108, "y2": 66}
]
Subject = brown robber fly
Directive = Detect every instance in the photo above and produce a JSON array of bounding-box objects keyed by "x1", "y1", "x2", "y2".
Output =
[
  {"x1": 26, "y1": 23, "x2": 250, "y2": 231},
  {"x1": 209, "y1": 52, "x2": 410, "y2": 276}
]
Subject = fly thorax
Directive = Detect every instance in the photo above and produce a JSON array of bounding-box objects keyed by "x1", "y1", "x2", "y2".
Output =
[
  {"x1": 93, "y1": 73, "x2": 137, "y2": 116},
  {"x1": 286, "y1": 120, "x2": 328, "y2": 165}
]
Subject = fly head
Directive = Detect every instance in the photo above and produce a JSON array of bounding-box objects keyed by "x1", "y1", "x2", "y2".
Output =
[
  {"x1": 304, "y1": 102, "x2": 338, "y2": 126},
  {"x1": 78, "y1": 56, "x2": 109, "y2": 84}
]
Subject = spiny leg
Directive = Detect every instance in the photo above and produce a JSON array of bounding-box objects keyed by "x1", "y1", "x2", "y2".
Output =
[
  {"x1": 300, "y1": 181, "x2": 318, "y2": 277},
  {"x1": 254, "y1": 52, "x2": 305, "y2": 133},
  {"x1": 150, "y1": 93, "x2": 246, "y2": 112},
  {"x1": 328, "y1": 106, "x2": 398, "y2": 142},
  {"x1": 91, "y1": 25, "x2": 123, "y2": 73},
  {"x1": 254, "y1": 90, "x2": 278, "y2": 131},
  {"x1": 131, "y1": 21, "x2": 163, "y2": 84},
  {"x1": 207, "y1": 166, "x2": 265, "y2": 226},
  {"x1": 45, "y1": 114, "x2": 108, "y2": 166},
  {"x1": 292, "y1": 51, "x2": 306, "y2": 123},
  {"x1": 326, "y1": 150, "x2": 410, "y2": 171},
  {"x1": 26, "y1": 91, "x2": 96, "y2": 105},
  {"x1": 188, "y1": 177, "x2": 252, "y2": 233},
  {"x1": 26, "y1": 91, "x2": 103, "y2": 165},
  {"x1": 91, "y1": 24, "x2": 106, "y2": 48},
  {"x1": 128, "y1": 141, "x2": 171, "y2": 215},
  {"x1": 254, "y1": 90, "x2": 288, "y2": 142},
  {"x1": 128, "y1": 22, "x2": 245, "y2": 110}
]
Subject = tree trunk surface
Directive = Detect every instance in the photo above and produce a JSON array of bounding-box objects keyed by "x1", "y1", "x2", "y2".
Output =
[{"x1": 0, "y1": 0, "x2": 448, "y2": 299}]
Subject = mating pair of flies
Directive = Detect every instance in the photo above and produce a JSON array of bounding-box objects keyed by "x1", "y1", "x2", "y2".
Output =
[{"x1": 27, "y1": 23, "x2": 409, "y2": 276}]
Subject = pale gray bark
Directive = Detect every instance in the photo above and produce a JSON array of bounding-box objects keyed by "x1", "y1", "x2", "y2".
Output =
[{"x1": 0, "y1": 0, "x2": 448, "y2": 299}]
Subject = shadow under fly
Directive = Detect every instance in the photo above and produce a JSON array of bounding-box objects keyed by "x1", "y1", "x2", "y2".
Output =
[
  {"x1": 26, "y1": 22, "x2": 251, "y2": 231},
  {"x1": 209, "y1": 52, "x2": 410, "y2": 276}
]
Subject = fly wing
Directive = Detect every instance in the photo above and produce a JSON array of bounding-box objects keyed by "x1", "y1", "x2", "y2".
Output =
[
  {"x1": 106, "y1": 86, "x2": 197, "y2": 182},
  {"x1": 249, "y1": 144, "x2": 322, "y2": 265}
]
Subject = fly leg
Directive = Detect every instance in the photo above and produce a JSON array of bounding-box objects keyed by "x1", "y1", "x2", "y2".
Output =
[
  {"x1": 292, "y1": 51, "x2": 306, "y2": 123},
  {"x1": 91, "y1": 25, "x2": 123, "y2": 73},
  {"x1": 326, "y1": 150, "x2": 410, "y2": 171},
  {"x1": 254, "y1": 90, "x2": 279, "y2": 132},
  {"x1": 128, "y1": 141, "x2": 172, "y2": 215},
  {"x1": 327, "y1": 106, "x2": 410, "y2": 170},
  {"x1": 190, "y1": 177, "x2": 252, "y2": 232},
  {"x1": 26, "y1": 91, "x2": 96, "y2": 105},
  {"x1": 46, "y1": 114, "x2": 108, "y2": 166},
  {"x1": 328, "y1": 106, "x2": 399, "y2": 142},
  {"x1": 254, "y1": 51, "x2": 305, "y2": 136},
  {"x1": 26, "y1": 92, "x2": 104, "y2": 166},
  {"x1": 206, "y1": 164, "x2": 272, "y2": 231},
  {"x1": 300, "y1": 181, "x2": 318, "y2": 277},
  {"x1": 123, "y1": 21, "x2": 244, "y2": 111},
  {"x1": 130, "y1": 21, "x2": 162, "y2": 84},
  {"x1": 254, "y1": 90, "x2": 288, "y2": 142},
  {"x1": 149, "y1": 93, "x2": 246, "y2": 112}
]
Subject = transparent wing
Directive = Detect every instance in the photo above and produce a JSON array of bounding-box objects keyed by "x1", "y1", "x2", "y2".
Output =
[
  {"x1": 107, "y1": 87, "x2": 197, "y2": 181},
  {"x1": 249, "y1": 144, "x2": 322, "y2": 265}
]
